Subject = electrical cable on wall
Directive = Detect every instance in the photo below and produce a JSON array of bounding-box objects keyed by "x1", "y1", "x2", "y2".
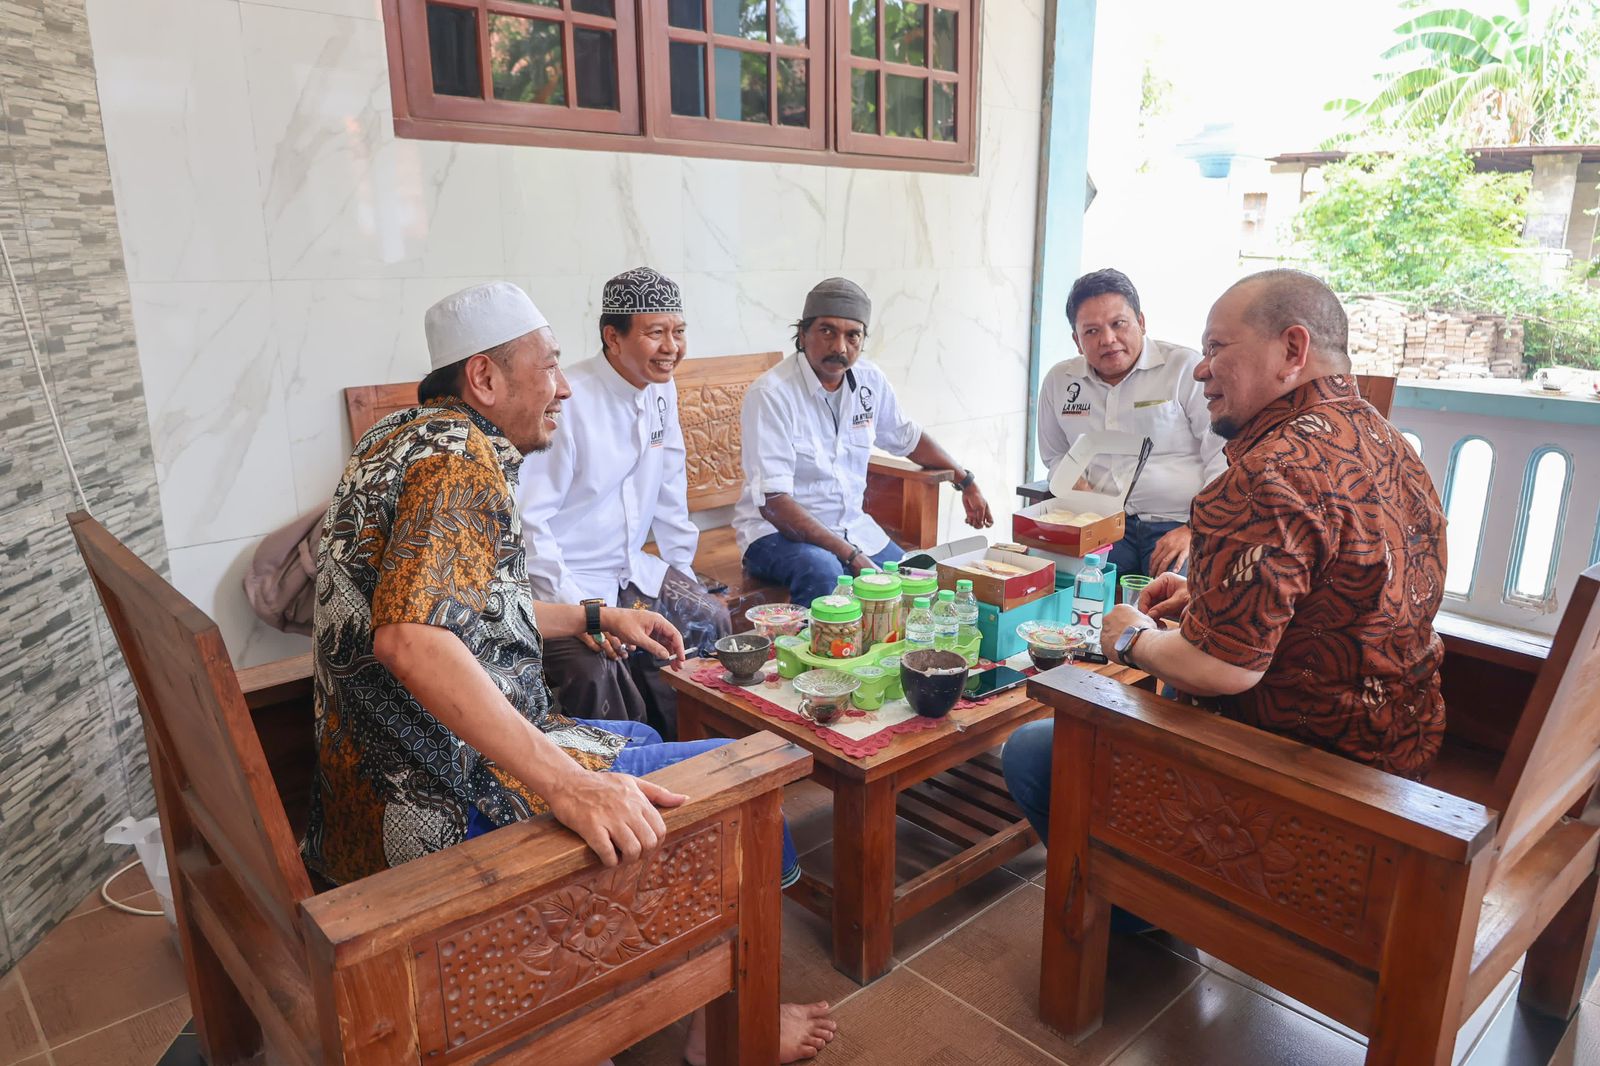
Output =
[{"x1": 0, "y1": 226, "x2": 92, "y2": 515}]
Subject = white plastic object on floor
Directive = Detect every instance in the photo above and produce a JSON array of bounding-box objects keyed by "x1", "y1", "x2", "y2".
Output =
[{"x1": 104, "y1": 816, "x2": 173, "y2": 923}]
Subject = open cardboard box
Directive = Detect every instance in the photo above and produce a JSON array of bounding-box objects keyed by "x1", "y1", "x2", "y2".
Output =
[
  {"x1": 936, "y1": 547, "x2": 1056, "y2": 611},
  {"x1": 1012, "y1": 431, "x2": 1152, "y2": 557}
]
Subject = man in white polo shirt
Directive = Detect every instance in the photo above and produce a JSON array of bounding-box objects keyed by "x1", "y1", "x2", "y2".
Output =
[
  {"x1": 1038, "y1": 268, "x2": 1226, "y2": 577},
  {"x1": 520, "y1": 267, "x2": 732, "y2": 738},
  {"x1": 736, "y1": 277, "x2": 994, "y2": 606}
]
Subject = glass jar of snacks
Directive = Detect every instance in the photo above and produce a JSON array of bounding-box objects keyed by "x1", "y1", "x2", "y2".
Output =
[
  {"x1": 898, "y1": 567, "x2": 939, "y2": 617},
  {"x1": 853, "y1": 570, "x2": 904, "y2": 647},
  {"x1": 808, "y1": 594, "x2": 863, "y2": 659}
]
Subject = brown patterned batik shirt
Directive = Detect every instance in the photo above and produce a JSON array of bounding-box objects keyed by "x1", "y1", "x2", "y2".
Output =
[
  {"x1": 1180, "y1": 375, "x2": 1447, "y2": 778},
  {"x1": 303, "y1": 397, "x2": 625, "y2": 885}
]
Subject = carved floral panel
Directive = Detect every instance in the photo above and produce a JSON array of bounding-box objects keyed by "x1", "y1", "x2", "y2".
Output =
[
  {"x1": 680, "y1": 383, "x2": 751, "y2": 502},
  {"x1": 420, "y1": 824, "x2": 725, "y2": 1053},
  {"x1": 1098, "y1": 743, "x2": 1381, "y2": 943}
]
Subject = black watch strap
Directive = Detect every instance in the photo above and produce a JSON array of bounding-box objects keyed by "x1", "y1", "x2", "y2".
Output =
[
  {"x1": 582, "y1": 598, "x2": 604, "y2": 637},
  {"x1": 954, "y1": 468, "x2": 975, "y2": 491}
]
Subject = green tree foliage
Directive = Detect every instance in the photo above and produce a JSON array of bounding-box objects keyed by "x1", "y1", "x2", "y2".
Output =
[
  {"x1": 1294, "y1": 151, "x2": 1600, "y2": 369},
  {"x1": 1327, "y1": 0, "x2": 1600, "y2": 147}
]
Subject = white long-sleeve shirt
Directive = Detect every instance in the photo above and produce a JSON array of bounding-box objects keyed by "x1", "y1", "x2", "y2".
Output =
[
  {"x1": 733, "y1": 353, "x2": 922, "y2": 555},
  {"x1": 518, "y1": 354, "x2": 699, "y2": 606},
  {"x1": 1037, "y1": 338, "x2": 1227, "y2": 523}
]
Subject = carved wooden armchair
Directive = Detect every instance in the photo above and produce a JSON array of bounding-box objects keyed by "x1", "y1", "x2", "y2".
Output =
[
  {"x1": 1028, "y1": 563, "x2": 1600, "y2": 1066},
  {"x1": 70, "y1": 512, "x2": 811, "y2": 1065}
]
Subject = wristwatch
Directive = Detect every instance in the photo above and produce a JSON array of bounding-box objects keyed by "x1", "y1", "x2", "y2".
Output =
[
  {"x1": 1114, "y1": 624, "x2": 1149, "y2": 669},
  {"x1": 954, "y1": 467, "x2": 976, "y2": 492},
  {"x1": 581, "y1": 598, "x2": 605, "y2": 638}
]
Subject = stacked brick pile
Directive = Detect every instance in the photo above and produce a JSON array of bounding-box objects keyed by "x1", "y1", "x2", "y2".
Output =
[{"x1": 1345, "y1": 296, "x2": 1524, "y2": 379}]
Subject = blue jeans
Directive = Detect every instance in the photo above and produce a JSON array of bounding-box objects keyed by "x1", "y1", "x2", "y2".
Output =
[
  {"x1": 1105, "y1": 515, "x2": 1186, "y2": 580},
  {"x1": 1002, "y1": 719, "x2": 1152, "y2": 933},
  {"x1": 468, "y1": 720, "x2": 801, "y2": 887},
  {"x1": 743, "y1": 532, "x2": 904, "y2": 607}
]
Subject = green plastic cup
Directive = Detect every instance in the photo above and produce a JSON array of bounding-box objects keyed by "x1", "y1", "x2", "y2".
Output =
[{"x1": 1119, "y1": 574, "x2": 1153, "y2": 607}]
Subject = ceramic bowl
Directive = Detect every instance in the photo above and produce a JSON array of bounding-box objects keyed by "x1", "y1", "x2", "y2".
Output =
[
  {"x1": 791, "y1": 669, "x2": 861, "y2": 724},
  {"x1": 714, "y1": 632, "x2": 773, "y2": 684},
  {"x1": 899, "y1": 649, "x2": 969, "y2": 718}
]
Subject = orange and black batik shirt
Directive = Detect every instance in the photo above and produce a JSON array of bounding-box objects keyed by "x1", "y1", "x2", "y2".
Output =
[
  {"x1": 303, "y1": 397, "x2": 624, "y2": 885},
  {"x1": 1181, "y1": 375, "x2": 1447, "y2": 778}
]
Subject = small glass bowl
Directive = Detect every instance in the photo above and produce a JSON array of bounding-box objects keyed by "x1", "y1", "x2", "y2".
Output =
[
  {"x1": 746, "y1": 603, "x2": 811, "y2": 641},
  {"x1": 791, "y1": 669, "x2": 861, "y2": 725},
  {"x1": 1015, "y1": 621, "x2": 1086, "y2": 672}
]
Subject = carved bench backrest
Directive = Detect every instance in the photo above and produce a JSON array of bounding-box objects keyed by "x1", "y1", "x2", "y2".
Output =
[
  {"x1": 1489, "y1": 564, "x2": 1600, "y2": 878},
  {"x1": 343, "y1": 352, "x2": 784, "y2": 514},
  {"x1": 69, "y1": 513, "x2": 313, "y2": 945}
]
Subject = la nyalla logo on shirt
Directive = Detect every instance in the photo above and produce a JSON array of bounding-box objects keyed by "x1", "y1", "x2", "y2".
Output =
[
  {"x1": 1060, "y1": 381, "x2": 1091, "y2": 415},
  {"x1": 852, "y1": 385, "x2": 875, "y2": 430},
  {"x1": 650, "y1": 395, "x2": 667, "y2": 447}
]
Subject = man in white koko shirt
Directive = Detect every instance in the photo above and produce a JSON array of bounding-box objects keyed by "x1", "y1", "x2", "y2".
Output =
[
  {"x1": 1037, "y1": 268, "x2": 1226, "y2": 577},
  {"x1": 519, "y1": 267, "x2": 731, "y2": 738}
]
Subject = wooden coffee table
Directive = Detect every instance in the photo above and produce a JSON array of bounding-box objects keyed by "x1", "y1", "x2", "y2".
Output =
[{"x1": 665, "y1": 656, "x2": 1148, "y2": 984}]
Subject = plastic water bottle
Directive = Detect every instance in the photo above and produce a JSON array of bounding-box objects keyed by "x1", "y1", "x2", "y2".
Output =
[
  {"x1": 953, "y1": 579, "x2": 980, "y2": 648},
  {"x1": 835, "y1": 575, "x2": 855, "y2": 598},
  {"x1": 905, "y1": 596, "x2": 936, "y2": 650},
  {"x1": 932, "y1": 589, "x2": 961, "y2": 650},
  {"x1": 1072, "y1": 553, "x2": 1108, "y2": 632}
]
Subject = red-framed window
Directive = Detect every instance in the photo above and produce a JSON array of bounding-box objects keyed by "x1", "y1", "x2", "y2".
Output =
[{"x1": 382, "y1": 0, "x2": 979, "y2": 171}]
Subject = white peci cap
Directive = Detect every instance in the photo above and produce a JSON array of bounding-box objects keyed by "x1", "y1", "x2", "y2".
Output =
[{"x1": 423, "y1": 282, "x2": 550, "y2": 371}]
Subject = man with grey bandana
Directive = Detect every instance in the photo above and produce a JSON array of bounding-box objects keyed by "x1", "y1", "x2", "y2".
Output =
[
  {"x1": 735, "y1": 277, "x2": 995, "y2": 606},
  {"x1": 520, "y1": 267, "x2": 733, "y2": 739}
]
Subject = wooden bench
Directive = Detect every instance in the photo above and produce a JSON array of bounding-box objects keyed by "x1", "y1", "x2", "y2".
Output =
[
  {"x1": 346, "y1": 352, "x2": 953, "y2": 627},
  {"x1": 71, "y1": 512, "x2": 812, "y2": 1066},
  {"x1": 1028, "y1": 563, "x2": 1600, "y2": 1065}
]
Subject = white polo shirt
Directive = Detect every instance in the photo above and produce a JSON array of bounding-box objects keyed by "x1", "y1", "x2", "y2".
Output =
[
  {"x1": 1037, "y1": 338, "x2": 1226, "y2": 523},
  {"x1": 733, "y1": 353, "x2": 922, "y2": 555},
  {"x1": 518, "y1": 353, "x2": 699, "y2": 606}
]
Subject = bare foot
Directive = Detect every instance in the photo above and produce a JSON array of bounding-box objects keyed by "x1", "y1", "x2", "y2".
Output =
[
  {"x1": 680, "y1": 1002, "x2": 837, "y2": 1064},
  {"x1": 780, "y1": 1001, "x2": 837, "y2": 1063}
]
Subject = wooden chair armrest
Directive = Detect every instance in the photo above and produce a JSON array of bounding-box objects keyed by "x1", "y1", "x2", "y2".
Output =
[
  {"x1": 235, "y1": 652, "x2": 314, "y2": 710},
  {"x1": 1029, "y1": 668, "x2": 1497, "y2": 863},
  {"x1": 867, "y1": 456, "x2": 954, "y2": 485},
  {"x1": 300, "y1": 732, "x2": 811, "y2": 966}
]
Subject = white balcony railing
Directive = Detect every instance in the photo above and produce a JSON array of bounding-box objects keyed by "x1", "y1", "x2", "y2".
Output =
[{"x1": 1395, "y1": 379, "x2": 1600, "y2": 637}]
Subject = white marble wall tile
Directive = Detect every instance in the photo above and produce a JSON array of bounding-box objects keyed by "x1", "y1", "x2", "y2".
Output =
[
  {"x1": 678, "y1": 270, "x2": 815, "y2": 355},
  {"x1": 241, "y1": 0, "x2": 382, "y2": 20},
  {"x1": 501, "y1": 151, "x2": 686, "y2": 278},
  {"x1": 912, "y1": 411, "x2": 1027, "y2": 544},
  {"x1": 242, "y1": 4, "x2": 506, "y2": 280},
  {"x1": 168, "y1": 536, "x2": 312, "y2": 669},
  {"x1": 975, "y1": 105, "x2": 1043, "y2": 271},
  {"x1": 130, "y1": 281, "x2": 297, "y2": 547},
  {"x1": 979, "y1": 0, "x2": 1047, "y2": 114},
  {"x1": 86, "y1": 0, "x2": 270, "y2": 282},
  {"x1": 681, "y1": 159, "x2": 827, "y2": 272},
  {"x1": 848, "y1": 266, "x2": 1031, "y2": 428}
]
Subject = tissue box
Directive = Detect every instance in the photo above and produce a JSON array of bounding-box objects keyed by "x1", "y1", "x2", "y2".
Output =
[
  {"x1": 1012, "y1": 431, "x2": 1149, "y2": 557},
  {"x1": 936, "y1": 547, "x2": 1055, "y2": 611}
]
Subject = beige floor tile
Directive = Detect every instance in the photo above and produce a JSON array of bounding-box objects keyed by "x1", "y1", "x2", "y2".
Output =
[
  {"x1": 17, "y1": 902, "x2": 185, "y2": 1047},
  {"x1": 50, "y1": 995, "x2": 189, "y2": 1066},
  {"x1": 0, "y1": 971, "x2": 46, "y2": 1063},
  {"x1": 782, "y1": 778, "x2": 835, "y2": 858}
]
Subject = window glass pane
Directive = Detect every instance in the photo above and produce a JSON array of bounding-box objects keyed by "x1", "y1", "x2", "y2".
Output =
[
  {"x1": 774, "y1": 0, "x2": 806, "y2": 45},
  {"x1": 851, "y1": 68, "x2": 877, "y2": 132},
  {"x1": 714, "y1": 0, "x2": 768, "y2": 41},
  {"x1": 883, "y1": 0, "x2": 925, "y2": 66},
  {"x1": 776, "y1": 57, "x2": 807, "y2": 126},
  {"x1": 885, "y1": 73, "x2": 925, "y2": 138},
  {"x1": 669, "y1": 0, "x2": 705, "y2": 30},
  {"x1": 1511, "y1": 450, "x2": 1569, "y2": 599},
  {"x1": 670, "y1": 41, "x2": 707, "y2": 115},
  {"x1": 427, "y1": 3, "x2": 481, "y2": 98},
  {"x1": 850, "y1": 0, "x2": 876, "y2": 58},
  {"x1": 573, "y1": 27, "x2": 619, "y2": 110},
  {"x1": 490, "y1": 15, "x2": 567, "y2": 105},
  {"x1": 572, "y1": 0, "x2": 616, "y2": 15},
  {"x1": 1401, "y1": 430, "x2": 1422, "y2": 458},
  {"x1": 714, "y1": 47, "x2": 769, "y2": 122},
  {"x1": 931, "y1": 79, "x2": 955, "y2": 140},
  {"x1": 1444, "y1": 437, "x2": 1493, "y2": 596},
  {"x1": 931, "y1": 7, "x2": 956, "y2": 71},
  {"x1": 506, "y1": 0, "x2": 561, "y2": 8}
]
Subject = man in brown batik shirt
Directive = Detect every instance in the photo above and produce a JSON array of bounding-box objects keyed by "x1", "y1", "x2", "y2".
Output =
[{"x1": 1098, "y1": 269, "x2": 1447, "y2": 778}]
